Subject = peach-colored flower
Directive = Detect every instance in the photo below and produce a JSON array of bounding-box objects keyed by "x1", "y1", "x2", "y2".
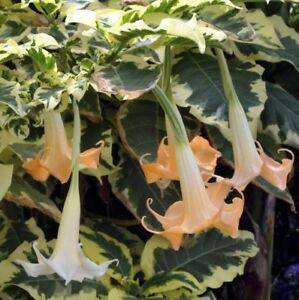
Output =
[
  {"x1": 140, "y1": 137, "x2": 178, "y2": 184},
  {"x1": 23, "y1": 111, "x2": 103, "y2": 183},
  {"x1": 228, "y1": 97, "x2": 294, "y2": 191},
  {"x1": 140, "y1": 136, "x2": 220, "y2": 185},
  {"x1": 257, "y1": 143, "x2": 294, "y2": 190},
  {"x1": 228, "y1": 96, "x2": 263, "y2": 191},
  {"x1": 142, "y1": 142, "x2": 243, "y2": 250}
]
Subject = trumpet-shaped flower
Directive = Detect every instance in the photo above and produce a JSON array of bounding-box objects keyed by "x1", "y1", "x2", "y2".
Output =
[
  {"x1": 23, "y1": 111, "x2": 103, "y2": 183},
  {"x1": 228, "y1": 97, "x2": 294, "y2": 191},
  {"x1": 17, "y1": 165, "x2": 117, "y2": 284},
  {"x1": 257, "y1": 143, "x2": 294, "y2": 190},
  {"x1": 142, "y1": 141, "x2": 243, "y2": 250},
  {"x1": 140, "y1": 136, "x2": 220, "y2": 185},
  {"x1": 216, "y1": 48, "x2": 293, "y2": 191},
  {"x1": 228, "y1": 97, "x2": 263, "y2": 190}
]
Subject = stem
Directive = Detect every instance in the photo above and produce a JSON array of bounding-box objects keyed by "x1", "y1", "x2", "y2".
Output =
[
  {"x1": 215, "y1": 48, "x2": 239, "y2": 106},
  {"x1": 263, "y1": 195, "x2": 276, "y2": 300},
  {"x1": 162, "y1": 45, "x2": 172, "y2": 99},
  {"x1": 72, "y1": 100, "x2": 81, "y2": 168},
  {"x1": 153, "y1": 86, "x2": 188, "y2": 144}
]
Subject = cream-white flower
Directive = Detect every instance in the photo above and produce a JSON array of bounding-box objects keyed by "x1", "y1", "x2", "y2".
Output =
[
  {"x1": 18, "y1": 165, "x2": 117, "y2": 285},
  {"x1": 229, "y1": 96, "x2": 263, "y2": 191}
]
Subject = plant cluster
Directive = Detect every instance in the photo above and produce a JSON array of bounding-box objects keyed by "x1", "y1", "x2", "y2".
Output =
[{"x1": 0, "y1": 0, "x2": 298, "y2": 299}]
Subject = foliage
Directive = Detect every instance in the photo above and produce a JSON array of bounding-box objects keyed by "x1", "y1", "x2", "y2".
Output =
[{"x1": 0, "y1": 0, "x2": 298, "y2": 299}]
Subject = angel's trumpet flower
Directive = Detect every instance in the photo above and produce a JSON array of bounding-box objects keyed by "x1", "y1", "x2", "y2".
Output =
[
  {"x1": 140, "y1": 136, "x2": 220, "y2": 184},
  {"x1": 228, "y1": 96, "x2": 263, "y2": 190},
  {"x1": 18, "y1": 105, "x2": 117, "y2": 284},
  {"x1": 216, "y1": 48, "x2": 293, "y2": 191},
  {"x1": 18, "y1": 168, "x2": 117, "y2": 284},
  {"x1": 23, "y1": 111, "x2": 102, "y2": 183},
  {"x1": 142, "y1": 139, "x2": 243, "y2": 250}
]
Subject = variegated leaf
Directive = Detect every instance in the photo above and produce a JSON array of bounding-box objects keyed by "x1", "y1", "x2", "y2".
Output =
[
  {"x1": 5, "y1": 175, "x2": 62, "y2": 223},
  {"x1": 141, "y1": 230, "x2": 258, "y2": 296},
  {"x1": 0, "y1": 241, "x2": 108, "y2": 300},
  {"x1": 0, "y1": 286, "x2": 33, "y2": 300},
  {"x1": 0, "y1": 18, "x2": 31, "y2": 42},
  {"x1": 0, "y1": 164, "x2": 13, "y2": 200},
  {"x1": 234, "y1": 15, "x2": 299, "y2": 70},
  {"x1": 80, "y1": 225, "x2": 134, "y2": 281},
  {"x1": 27, "y1": 47, "x2": 57, "y2": 72},
  {"x1": 87, "y1": 219, "x2": 144, "y2": 267},
  {"x1": 117, "y1": 100, "x2": 166, "y2": 160},
  {"x1": 194, "y1": 5, "x2": 255, "y2": 42},
  {"x1": 109, "y1": 150, "x2": 180, "y2": 227},
  {"x1": 112, "y1": 16, "x2": 226, "y2": 53},
  {"x1": 107, "y1": 288, "x2": 165, "y2": 300},
  {"x1": 0, "y1": 214, "x2": 43, "y2": 261},
  {"x1": 92, "y1": 60, "x2": 160, "y2": 100},
  {"x1": 33, "y1": 86, "x2": 64, "y2": 110},
  {"x1": 0, "y1": 78, "x2": 26, "y2": 116},
  {"x1": 260, "y1": 82, "x2": 299, "y2": 149},
  {"x1": 142, "y1": 271, "x2": 202, "y2": 297},
  {"x1": 172, "y1": 52, "x2": 266, "y2": 137}
]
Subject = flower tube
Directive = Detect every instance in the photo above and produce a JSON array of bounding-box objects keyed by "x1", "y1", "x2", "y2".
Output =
[
  {"x1": 142, "y1": 87, "x2": 243, "y2": 250},
  {"x1": 18, "y1": 166, "x2": 117, "y2": 284},
  {"x1": 18, "y1": 104, "x2": 117, "y2": 284},
  {"x1": 228, "y1": 95, "x2": 263, "y2": 190},
  {"x1": 143, "y1": 137, "x2": 243, "y2": 250},
  {"x1": 216, "y1": 48, "x2": 293, "y2": 191},
  {"x1": 23, "y1": 110, "x2": 102, "y2": 183}
]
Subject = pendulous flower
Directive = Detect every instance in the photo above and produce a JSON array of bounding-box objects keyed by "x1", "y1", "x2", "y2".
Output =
[
  {"x1": 19, "y1": 102, "x2": 118, "y2": 284},
  {"x1": 23, "y1": 110, "x2": 103, "y2": 183},
  {"x1": 216, "y1": 48, "x2": 294, "y2": 191},
  {"x1": 142, "y1": 140, "x2": 243, "y2": 250},
  {"x1": 17, "y1": 163, "x2": 117, "y2": 284},
  {"x1": 228, "y1": 95, "x2": 263, "y2": 191},
  {"x1": 228, "y1": 96, "x2": 294, "y2": 191},
  {"x1": 140, "y1": 135, "x2": 220, "y2": 185}
]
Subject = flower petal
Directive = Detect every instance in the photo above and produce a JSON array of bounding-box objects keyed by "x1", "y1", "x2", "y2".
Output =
[
  {"x1": 146, "y1": 198, "x2": 184, "y2": 230},
  {"x1": 140, "y1": 137, "x2": 178, "y2": 183},
  {"x1": 23, "y1": 157, "x2": 49, "y2": 181},
  {"x1": 190, "y1": 136, "x2": 221, "y2": 174},
  {"x1": 214, "y1": 195, "x2": 244, "y2": 238},
  {"x1": 258, "y1": 145, "x2": 294, "y2": 190},
  {"x1": 17, "y1": 243, "x2": 117, "y2": 285},
  {"x1": 79, "y1": 145, "x2": 103, "y2": 169}
]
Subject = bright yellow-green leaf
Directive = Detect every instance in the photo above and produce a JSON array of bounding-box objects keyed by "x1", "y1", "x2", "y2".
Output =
[{"x1": 0, "y1": 164, "x2": 13, "y2": 200}]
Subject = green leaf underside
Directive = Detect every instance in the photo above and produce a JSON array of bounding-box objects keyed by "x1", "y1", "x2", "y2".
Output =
[{"x1": 141, "y1": 229, "x2": 258, "y2": 295}]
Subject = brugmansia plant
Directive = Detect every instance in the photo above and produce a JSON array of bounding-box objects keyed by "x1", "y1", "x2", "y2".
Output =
[{"x1": 0, "y1": 0, "x2": 298, "y2": 299}]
